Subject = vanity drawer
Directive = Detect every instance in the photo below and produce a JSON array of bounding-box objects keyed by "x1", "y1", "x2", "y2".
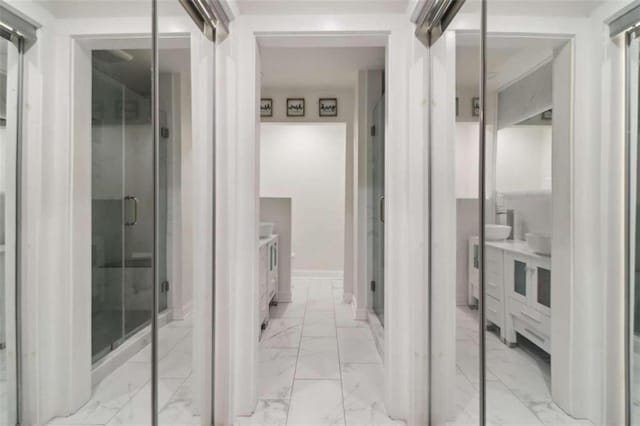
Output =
[
  {"x1": 486, "y1": 247, "x2": 503, "y2": 276},
  {"x1": 513, "y1": 315, "x2": 550, "y2": 354},
  {"x1": 486, "y1": 294, "x2": 503, "y2": 328},
  {"x1": 486, "y1": 277, "x2": 502, "y2": 300},
  {"x1": 509, "y1": 297, "x2": 550, "y2": 339}
]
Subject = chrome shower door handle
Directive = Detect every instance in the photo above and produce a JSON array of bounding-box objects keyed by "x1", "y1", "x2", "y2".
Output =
[
  {"x1": 124, "y1": 196, "x2": 139, "y2": 226},
  {"x1": 379, "y1": 195, "x2": 385, "y2": 223}
]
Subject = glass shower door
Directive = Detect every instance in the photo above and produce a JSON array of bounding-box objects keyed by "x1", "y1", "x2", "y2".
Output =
[
  {"x1": 91, "y1": 58, "x2": 154, "y2": 361},
  {"x1": 91, "y1": 70, "x2": 126, "y2": 361},
  {"x1": 371, "y1": 96, "x2": 385, "y2": 325},
  {"x1": 122, "y1": 84, "x2": 153, "y2": 338}
]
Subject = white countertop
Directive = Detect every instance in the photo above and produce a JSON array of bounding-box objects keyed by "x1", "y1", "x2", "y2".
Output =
[
  {"x1": 259, "y1": 234, "x2": 278, "y2": 247},
  {"x1": 470, "y1": 236, "x2": 550, "y2": 261}
]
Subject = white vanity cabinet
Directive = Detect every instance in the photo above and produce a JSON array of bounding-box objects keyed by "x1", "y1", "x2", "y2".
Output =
[
  {"x1": 468, "y1": 237, "x2": 551, "y2": 353},
  {"x1": 504, "y1": 252, "x2": 551, "y2": 352},
  {"x1": 259, "y1": 235, "x2": 279, "y2": 334}
]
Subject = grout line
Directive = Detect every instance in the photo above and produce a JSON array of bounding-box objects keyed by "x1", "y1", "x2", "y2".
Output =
[
  {"x1": 332, "y1": 279, "x2": 349, "y2": 426},
  {"x1": 284, "y1": 280, "x2": 309, "y2": 426}
]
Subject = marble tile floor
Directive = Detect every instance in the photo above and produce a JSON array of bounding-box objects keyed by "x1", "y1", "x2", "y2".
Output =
[
  {"x1": 47, "y1": 315, "x2": 196, "y2": 426},
  {"x1": 452, "y1": 307, "x2": 593, "y2": 426},
  {"x1": 236, "y1": 277, "x2": 404, "y2": 426}
]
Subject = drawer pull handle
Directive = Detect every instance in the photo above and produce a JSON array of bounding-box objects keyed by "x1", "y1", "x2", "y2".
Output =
[
  {"x1": 524, "y1": 328, "x2": 545, "y2": 342},
  {"x1": 488, "y1": 308, "x2": 498, "y2": 314},
  {"x1": 521, "y1": 310, "x2": 541, "y2": 323},
  {"x1": 488, "y1": 282, "x2": 497, "y2": 288}
]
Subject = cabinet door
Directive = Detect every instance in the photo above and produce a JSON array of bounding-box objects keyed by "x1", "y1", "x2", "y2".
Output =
[
  {"x1": 468, "y1": 240, "x2": 479, "y2": 287},
  {"x1": 534, "y1": 266, "x2": 551, "y2": 315},
  {"x1": 511, "y1": 258, "x2": 528, "y2": 303}
]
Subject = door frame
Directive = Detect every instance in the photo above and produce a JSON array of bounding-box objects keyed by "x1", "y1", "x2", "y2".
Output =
[{"x1": 225, "y1": 14, "x2": 431, "y2": 423}]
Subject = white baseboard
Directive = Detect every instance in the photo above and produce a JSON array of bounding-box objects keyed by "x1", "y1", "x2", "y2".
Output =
[
  {"x1": 368, "y1": 310, "x2": 384, "y2": 359},
  {"x1": 292, "y1": 269, "x2": 344, "y2": 280},
  {"x1": 277, "y1": 290, "x2": 292, "y2": 303},
  {"x1": 92, "y1": 311, "x2": 170, "y2": 387},
  {"x1": 352, "y1": 297, "x2": 368, "y2": 321},
  {"x1": 173, "y1": 300, "x2": 193, "y2": 320}
]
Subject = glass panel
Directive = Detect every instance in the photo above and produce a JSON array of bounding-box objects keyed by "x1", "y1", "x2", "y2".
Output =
[
  {"x1": 537, "y1": 267, "x2": 551, "y2": 308},
  {"x1": 514, "y1": 260, "x2": 527, "y2": 297},
  {"x1": 22, "y1": 0, "x2": 156, "y2": 424},
  {"x1": 473, "y1": 243, "x2": 479, "y2": 269},
  {"x1": 371, "y1": 95, "x2": 385, "y2": 326},
  {"x1": 484, "y1": 1, "x2": 591, "y2": 422},
  {"x1": 0, "y1": 34, "x2": 19, "y2": 426},
  {"x1": 91, "y1": 66, "x2": 126, "y2": 361},
  {"x1": 122, "y1": 64, "x2": 153, "y2": 337},
  {"x1": 440, "y1": 0, "x2": 481, "y2": 423},
  {"x1": 157, "y1": 4, "x2": 199, "y2": 422}
]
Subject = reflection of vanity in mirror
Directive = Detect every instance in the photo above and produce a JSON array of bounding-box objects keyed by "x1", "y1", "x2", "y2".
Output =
[
  {"x1": 469, "y1": 53, "x2": 555, "y2": 354},
  {"x1": 481, "y1": 112, "x2": 553, "y2": 347}
]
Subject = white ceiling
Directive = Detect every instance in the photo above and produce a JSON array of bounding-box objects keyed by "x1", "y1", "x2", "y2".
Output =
[
  {"x1": 236, "y1": 0, "x2": 411, "y2": 15},
  {"x1": 34, "y1": 0, "x2": 186, "y2": 18},
  {"x1": 456, "y1": 36, "x2": 568, "y2": 91},
  {"x1": 260, "y1": 46, "x2": 385, "y2": 89},
  {"x1": 460, "y1": 0, "x2": 607, "y2": 17}
]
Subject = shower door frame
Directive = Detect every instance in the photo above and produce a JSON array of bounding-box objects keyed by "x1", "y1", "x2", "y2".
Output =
[{"x1": 68, "y1": 29, "x2": 214, "y2": 423}]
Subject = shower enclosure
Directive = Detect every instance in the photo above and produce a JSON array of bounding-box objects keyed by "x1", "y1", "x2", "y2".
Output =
[
  {"x1": 370, "y1": 95, "x2": 385, "y2": 326},
  {"x1": 91, "y1": 52, "x2": 169, "y2": 363}
]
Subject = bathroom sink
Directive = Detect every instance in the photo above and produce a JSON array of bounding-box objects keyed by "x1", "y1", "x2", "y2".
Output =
[
  {"x1": 485, "y1": 225, "x2": 511, "y2": 241},
  {"x1": 260, "y1": 222, "x2": 274, "y2": 238},
  {"x1": 526, "y1": 233, "x2": 551, "y2": 256}
]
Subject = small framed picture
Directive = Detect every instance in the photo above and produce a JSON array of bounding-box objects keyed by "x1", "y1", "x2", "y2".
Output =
[
  {"x1": 260, "y1": 98, "x2": 273, "y2": 117},
  {"x1": 319, "y1": 98, "x2": 338, "y2": 117},
  {"x1": 472, "y1": 97, "x2": 480, "y2": 117},
  {"x1": 287, "y1": 98, "x2": 305, "y2": 117},
  {"x1": 542, "y1": 109, "x2": 553, "y2": 120}
]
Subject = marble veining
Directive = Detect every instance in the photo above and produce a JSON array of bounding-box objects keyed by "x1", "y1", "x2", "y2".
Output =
[
  {"x1": 453, "y1": 306, "x2": 592, "y2": 425},
  {"x1": 237, "y1": 277, "x2": 401, "y2": 426},
  {"x1": 47, "y1": 317, "x2": 196, "y2": 426}
]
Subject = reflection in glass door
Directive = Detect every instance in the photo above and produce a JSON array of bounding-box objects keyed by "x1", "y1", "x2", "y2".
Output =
[{"x1": 371, "y1": 95, "x2": 385, "y2": 325}]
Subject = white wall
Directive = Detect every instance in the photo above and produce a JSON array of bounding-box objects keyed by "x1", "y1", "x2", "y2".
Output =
[
  {"x1": 261, "y1": 86, "x2": 356, "y2": 296},
  {"x1": 455, "y1": 122, "x2": 479, "y2": 199},
  {"x1": 260, "y1": 122, "x2": 346, "y2": 273},
  {"x1": 496, "y1": 125, "x2": 552, "y2": 193}
]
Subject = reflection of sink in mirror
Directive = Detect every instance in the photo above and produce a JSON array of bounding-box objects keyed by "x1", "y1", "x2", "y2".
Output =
[
  {"x1": 259, "y1": 222, "x2": 274, "y2": 238},
  {"x1": 526, "y1": 232, "x2": 551, "y2": 256},
  {"x1": 485, "y1": 224, "x2": 511, "y2": 241}
]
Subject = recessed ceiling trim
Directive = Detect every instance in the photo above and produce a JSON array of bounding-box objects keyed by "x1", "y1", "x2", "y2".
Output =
[{"x1": 412, "y1": 0, "x2": 466, "y2": 46}]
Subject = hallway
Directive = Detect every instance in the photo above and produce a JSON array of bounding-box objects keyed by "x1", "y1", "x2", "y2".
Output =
[{"x1": 237, "y1": 277, "x2": 401, "y2": 426}]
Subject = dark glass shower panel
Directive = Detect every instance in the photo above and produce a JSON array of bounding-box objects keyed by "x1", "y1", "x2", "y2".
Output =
[{"x1": 91, "y1": 69, "x2": 126, "y2": 361}]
